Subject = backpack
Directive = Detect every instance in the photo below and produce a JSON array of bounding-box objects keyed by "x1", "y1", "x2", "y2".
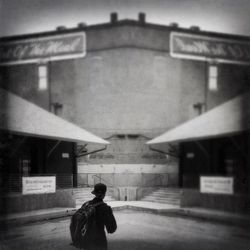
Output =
[{"x1": 70, "y1": 201, "x2": 103, "y2": 249}]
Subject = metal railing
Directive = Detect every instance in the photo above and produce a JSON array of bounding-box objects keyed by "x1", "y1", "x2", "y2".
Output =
[{"x1": 92, "y1": 174, "x2": 114, "y2": 187}]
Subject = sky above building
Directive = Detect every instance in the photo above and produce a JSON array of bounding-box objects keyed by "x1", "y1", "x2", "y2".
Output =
[{"x1": 0, "y1": 0, "x2": 250, "y2": 37}]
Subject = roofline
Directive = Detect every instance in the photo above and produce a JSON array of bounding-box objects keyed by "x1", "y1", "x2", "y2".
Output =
[
  {"x1": 0, "y1": 128, "x2": 110, "y2": 144},
  {"x1": 1, "y1": 19, "x2": 250, "y2": 42},
  {"x1": 0, "y1": 88, "x2": 110, "y2": 145},
  {"x1": 146, "y1": 130, "x2": 249, "y2": 145}
]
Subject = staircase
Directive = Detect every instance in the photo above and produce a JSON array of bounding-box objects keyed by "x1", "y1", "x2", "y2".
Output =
[
  {"x1": 140, "y1": 188, "x2": 181, "y2": 206},
  {"x1": 73, "y1": 188, "x2": 115, "y2": 207}
]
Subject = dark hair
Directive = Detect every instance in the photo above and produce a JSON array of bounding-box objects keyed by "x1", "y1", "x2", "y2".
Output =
[{"x1": 91, "y1": 183, "x2": 107, "y2": 195}]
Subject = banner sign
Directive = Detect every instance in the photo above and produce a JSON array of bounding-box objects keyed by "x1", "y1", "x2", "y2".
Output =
[
  {"x1": 22, "y1": 176, "x2": 56, "y2": 195},
  {"x1": 200, "y1": 176, "x2": 234, "y2": 195},
  {"x1": 0, "y1": 32, "x2": 86, "y2": 65},
  {"x1": 170, "y1": 32, "x2": 250, "y2": 64}
]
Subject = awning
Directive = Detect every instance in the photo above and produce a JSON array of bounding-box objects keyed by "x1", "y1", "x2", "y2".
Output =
[
  {"x1": 147, "y1": 92, "x2": 250, "y2": 144},
  {"x1": 0, "y1": 88, "x2": 109, "y2": 144}
]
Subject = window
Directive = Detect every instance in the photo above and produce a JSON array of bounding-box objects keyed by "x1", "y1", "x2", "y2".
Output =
[
  {"x1": 208, "y1": 65, "x2": 218, "y2": 91},
  {"x1": 38, "y1": 65, "x2": 48, "y2": 90}
]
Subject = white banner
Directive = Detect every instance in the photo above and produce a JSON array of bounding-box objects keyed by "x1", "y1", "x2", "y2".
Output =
[
  {"x1": 200, "y1": 176, "x2": 234, "y2": 195},
  {"x1": 170, "y1": 32, "x2": 250, "y2": 65},
  {"x1": 22, "y1": 176, "x2": 56, "y2": 195},
  {"x1": 0, "y1": 32, "x2": 86, "y2": 65}
]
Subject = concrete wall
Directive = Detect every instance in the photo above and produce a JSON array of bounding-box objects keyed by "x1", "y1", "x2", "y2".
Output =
[
  {"x1": 180, "y1": 188, "x2": 250, "y2": 214},
  {"x1": 180, "y1": 188, "x2": 201, "y2": 208},
  {"x1": 207, "y1": 64, "x2": 250, "y2": 110},
  {"x1": 0, "y1": 189, "x2": 75, "y2": 214},
  {"x1": 78, "y1": 136, "x2": 176, "y2": 164},
  {"x1": 0, "y1": 64, "x2": 49, "y2": 110},
  {"x1": 2, "y1": 23, "x2": 249, "y2": 138},
  {"x1": 51, "y1": 47, "x2": 205, "y2": 137},
  {"x1": 77, "y1": 163, "x2": 178, "y2": 188},
  {"x1": 86, "y1": 24, "x2": 170, "y2": 52}
]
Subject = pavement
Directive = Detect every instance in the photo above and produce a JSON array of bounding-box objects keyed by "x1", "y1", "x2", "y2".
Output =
[
  {"x1": 2, "y1": 208, "x2": 250, "y2": 250},
  {"x1": 1, "y1": 201, "x2": 250, "y2": 229}
]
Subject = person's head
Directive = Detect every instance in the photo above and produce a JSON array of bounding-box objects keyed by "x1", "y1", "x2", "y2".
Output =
[{"x1": 91, "y1": 183, "x2": 107, "y2": 199}]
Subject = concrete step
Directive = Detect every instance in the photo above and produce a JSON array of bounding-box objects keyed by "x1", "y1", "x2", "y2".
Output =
[
  {"x1": 152, "y1": 195, "x2": 180, "y2": 198},
  {"x1": 75, "y1": 196, "x2": 115, "y2": 201},
  {"x1": 73, "y1": 193, "x2": 114, "y2": 197},
  {"x1": 141, "y1": 198, "x2": 180, "y2": 205},
  {"x1": 73, "y1": 188, "x2": 92, "y2": 191},
  {"x1": 150, "y1": 192, "x2": 180, "y2": 197},
  {"x1": 73, "y1": 190, "x2": 113, "y2": 196},
  {"x1": 143, "y1": 195, "x2": 180, "y2": 201},
  {"x1": 152, "y1": 190, "x2": 180, "y2": 193},
  {"x1": 75, "y1": 196, "x2": 114, "y2": 201},
  {"x1": 153, "y1": 196, "x2": 180, "y2": 200},
  {"x1": 140, "y1": 188, "x2": 181, "y2": 205},
  {"x1": 72, "y1": 188, "x2": 115, "y2": 207},
  {"x1": 149, "y1": 196, "x2": 180, "y2": 200},
  {"x1": 76, "y1": 200, "x2": 115, "y2": 203},
  {"x1": 76, "y1": 198, "x2": 115, "y2": 206},
  {"x1": 152, "y1": 190, "x2": 181, "y2": 194},
  {"x1": 152, "y1": 191, "x2": 180, "y2": 195},
  {"x1": 141, "y1": 200, "x2": 180, "y2": 205},
  {"x1": 73, "y1": 194, "x2": 95, "y2": 198}
]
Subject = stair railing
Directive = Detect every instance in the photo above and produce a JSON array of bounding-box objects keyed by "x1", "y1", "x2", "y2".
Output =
[
  {"x1": 91, "y1": 175, "x2": 117, "y2": 200},
  {"x1": 92, "y1": 175, "x2": 113, "y2": 187}
]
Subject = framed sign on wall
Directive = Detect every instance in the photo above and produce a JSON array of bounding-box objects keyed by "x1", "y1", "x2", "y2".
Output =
[
  {"x1": 200, "y1": 176, "x2": 234, "y2": 195},
  {"x1": 22, "y1": 176, "x2": 56, "y2": 195}
]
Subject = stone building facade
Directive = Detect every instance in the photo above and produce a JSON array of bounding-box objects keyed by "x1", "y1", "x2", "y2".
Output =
[{"x1": 1, "y1": 13, "x2": 250, "y2": 191}]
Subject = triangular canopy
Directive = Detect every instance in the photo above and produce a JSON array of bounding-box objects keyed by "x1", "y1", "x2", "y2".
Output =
[
  {"x1": 147, "y1": 92, "x2": 250, "y2": 144},
  {"x1": 0, "y1": 88, "x2": 109, "y2": 144}
]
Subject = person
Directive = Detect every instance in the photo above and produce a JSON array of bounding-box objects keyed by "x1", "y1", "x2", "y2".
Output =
[{"x1": 83, "y1": 183, "x2": 117, "y2": 250}]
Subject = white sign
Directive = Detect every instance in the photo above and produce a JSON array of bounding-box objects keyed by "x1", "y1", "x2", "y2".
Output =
[
  {"x1": 22, "y1": 176, "x2": 56, "y2": 195},
  {"x1": 170, "y1": 32, "x2": 250, "y2": 65},
  {"x1": 200, "y1": 176, "x2": 234, "y2": 195},
  {"x1": 62, "y1": 153, "x2": 70, "y2": 158},
  {"x1": 0, "y1": 32, "x2": 86, "y2": 65}
]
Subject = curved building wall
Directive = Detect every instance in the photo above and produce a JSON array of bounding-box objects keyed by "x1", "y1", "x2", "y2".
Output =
[{"x1": 1, "y1": 21, "x2": 250, "y2": 188}]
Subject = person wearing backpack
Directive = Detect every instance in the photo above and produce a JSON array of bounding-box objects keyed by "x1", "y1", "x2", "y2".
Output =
[{"x1": 70, "y1": 183, "x2": 117, "y2": 250}]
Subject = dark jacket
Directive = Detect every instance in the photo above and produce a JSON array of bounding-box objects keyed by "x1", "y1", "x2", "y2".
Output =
[{"x1": 84, "y1": 197, "x2": 117, "y2": 250}]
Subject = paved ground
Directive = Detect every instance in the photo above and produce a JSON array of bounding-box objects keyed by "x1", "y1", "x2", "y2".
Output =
[
  {"x1": 1, "y1": 201, "x2": 250, "y2": 229},
  {"x1": 1, "y1": 210, "x2": 250, "y2": 250}
]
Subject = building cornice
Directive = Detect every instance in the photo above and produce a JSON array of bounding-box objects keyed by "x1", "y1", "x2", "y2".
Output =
[{"x1": 1, "y1": 19, "x2": 250, "y2": 43}]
